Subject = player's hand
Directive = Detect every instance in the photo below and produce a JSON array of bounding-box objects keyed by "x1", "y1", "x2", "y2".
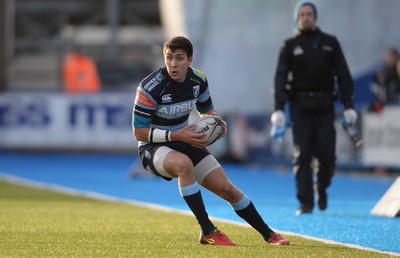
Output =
[
  {"x1": 270, "y1": 110, "x2": 286, "y2": 142},
  {"x1": 342, "y1": 109, "x2": 357, "y2": 126},
  {"x1": 178, "y1": 124, "x2": 208, "y2": 148},
  {"x1": 218, "y1": 118, "x2": 228, "y2": 139},
  {"x1": 270, "y1": 125, "x2": 286, "y2": 142},
  {"x1": 199, "y1": 113, "x2": 227, "y2": 140}
]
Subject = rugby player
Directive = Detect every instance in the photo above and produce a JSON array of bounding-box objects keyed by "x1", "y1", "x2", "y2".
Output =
[{"x1": 132, "y1": 36, "x2": 289, "y2": 246}]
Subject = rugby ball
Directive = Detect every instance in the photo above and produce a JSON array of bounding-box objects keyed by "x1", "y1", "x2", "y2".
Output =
[{"x1": 191, "y1": 115, "x2": 224, "y2": 146}]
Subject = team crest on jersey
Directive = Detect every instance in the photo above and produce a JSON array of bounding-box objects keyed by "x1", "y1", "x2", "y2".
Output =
[
  {"x1": 293, "y1": 46, "x2": 304, "y2": 56},
  {"x1": 193, "y1": 85, "x2": 200, "y2": 98}
]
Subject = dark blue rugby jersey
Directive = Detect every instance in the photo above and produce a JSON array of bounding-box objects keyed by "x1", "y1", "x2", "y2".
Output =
[{"x1": 132, "y1": 66, "x2": 214, "y2": 145}]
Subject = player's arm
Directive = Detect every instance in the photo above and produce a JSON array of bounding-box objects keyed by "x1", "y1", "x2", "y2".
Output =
[
  {"x1": 196, "y1": 80, "x2": 227, "y2": 137},
  {"x1": 133, "y1": 126, "x2": 198, "y2": 144},
  {"x1": 193, "y1": 77, "x2": 227, "y2": 141},
  {"x1": 133, "y1": 126, "x2": 207, "y2": 148},
  {"x1": 274, "y1": 43, "x2": 291, "y2": 111},
  {"x1": 132, "y1": 127, "x2": 150, "y2": 142},
  {"x1": 332, "y1": 38, "x2": 354, "y2": 109},
  {"x1": 132, "y1": 88, "x2": 207, "y2": 147},
  {"x1": 199, "y1": 108, "x2": 218, "y2": 117},
  {"x1": 132, "y1": 87, "x2": 157, "y2": 141},
  {"x1": 270, "y1": 43, "x2": 291, "y2": 141}
]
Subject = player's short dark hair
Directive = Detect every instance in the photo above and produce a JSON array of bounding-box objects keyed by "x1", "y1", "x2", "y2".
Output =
[{"x1": 163, "y1": 36, "x2": 193, "y2": 58}]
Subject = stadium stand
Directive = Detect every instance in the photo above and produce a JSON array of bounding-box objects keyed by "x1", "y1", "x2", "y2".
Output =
[{"x1": 3, "y1": 0, "x2": 162, "y2": 91}]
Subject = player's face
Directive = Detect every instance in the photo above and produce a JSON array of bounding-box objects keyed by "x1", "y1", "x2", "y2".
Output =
[
  {"x1": 164, "y1": 48, "x2": 192, "y2": 83},
  {"x1": 297, "y1": 5, "x2": 316, "y2": 31}
]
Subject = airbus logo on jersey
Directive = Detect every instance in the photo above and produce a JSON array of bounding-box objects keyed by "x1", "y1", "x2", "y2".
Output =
[
  {"x1": 161, "y1": 94, "x2": 172, "y2": 103},
  {"x1": 293, "y1": 46, "x2": 304, "y2": 56},
  {"x1": 157, "y1": 100, "x2": 196, "y2": 119}
]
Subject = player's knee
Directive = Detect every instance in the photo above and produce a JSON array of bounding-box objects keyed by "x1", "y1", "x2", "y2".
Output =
[
  {"x1": 295, "y1": 151, "x2": 312, "y2": 166},
  {"x1": 221, "y1": 182, "x2": 241, "y2": 202},
  {"x1": 173, "y1": 156, "x2": 194, "y2": 177}
]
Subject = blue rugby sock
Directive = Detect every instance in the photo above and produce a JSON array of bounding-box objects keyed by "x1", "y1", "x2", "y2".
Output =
[
  {"x1": 180, "y1": 182, "x2": 215, "y2": 235},
  {"x1": 231, "y1": 195, "x2": 274, "y2": 240}
]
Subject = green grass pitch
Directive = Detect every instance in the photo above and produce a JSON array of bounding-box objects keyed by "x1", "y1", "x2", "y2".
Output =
[{"x1": 0, "y1": 180, "x2": 395, "y2": 257}]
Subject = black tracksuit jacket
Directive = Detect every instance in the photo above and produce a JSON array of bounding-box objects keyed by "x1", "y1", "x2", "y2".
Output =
[{"x1": 273, "y1": 28, "x2": 354, "y2": 111}]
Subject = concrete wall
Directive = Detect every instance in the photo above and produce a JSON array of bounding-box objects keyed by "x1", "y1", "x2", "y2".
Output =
[{"x1": 160, "y1": 0, "x2": 400, "y2": 113}]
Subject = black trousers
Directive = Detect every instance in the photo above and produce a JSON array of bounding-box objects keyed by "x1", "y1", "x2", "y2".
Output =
[{"x1": 290, "y1": 100, "x2": 336, "y2": 209}]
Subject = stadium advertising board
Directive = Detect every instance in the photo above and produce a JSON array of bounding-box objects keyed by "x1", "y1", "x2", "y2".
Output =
[
  {"x1": 0, "y1": 93, "x2": 136, "y2": 151},
  {"x1": 362, "y1": 107, "x2": 400, "y2": 166}
]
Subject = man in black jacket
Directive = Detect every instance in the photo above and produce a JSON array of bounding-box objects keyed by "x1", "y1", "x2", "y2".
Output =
[{"x1": 270, "y1": 2, "x2": 357, "y2": 215}]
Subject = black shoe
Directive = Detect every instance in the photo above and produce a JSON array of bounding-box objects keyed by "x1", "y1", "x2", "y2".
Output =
[
  {"x1": 295, "y1": 206, "x2": 312, "y2": 216},
  {"x1": 317, "y1": 191, "x2": 327, "y2": 210}
]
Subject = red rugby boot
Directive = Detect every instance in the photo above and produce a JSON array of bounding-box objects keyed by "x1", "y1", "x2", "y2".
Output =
[
  {"x1": 267, "y1": 233, "x2": 290, "y2": 245},
  {"x1": 199, "y1": 229, "x2": 236, "y2": 246}
]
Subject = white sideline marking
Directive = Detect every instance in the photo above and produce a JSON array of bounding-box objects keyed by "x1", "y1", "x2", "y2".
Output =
[{"x1": 1, "y1": 173, "x2": 399, "y2": 257}]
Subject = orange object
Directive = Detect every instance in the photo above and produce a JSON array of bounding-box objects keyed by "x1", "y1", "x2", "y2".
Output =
[{"x1": 62, "y1": 51, "x2": 101, "y2": 93}]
